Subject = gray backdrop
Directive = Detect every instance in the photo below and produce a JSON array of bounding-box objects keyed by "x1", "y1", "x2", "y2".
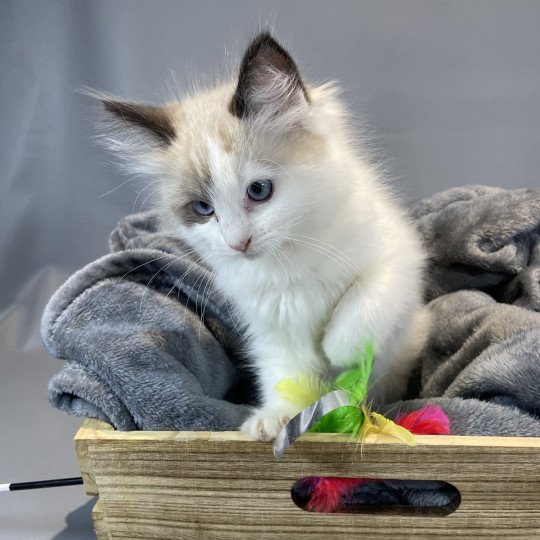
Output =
[{"x1": 1, "y1": 1, "x2": 540, "y2": 538}]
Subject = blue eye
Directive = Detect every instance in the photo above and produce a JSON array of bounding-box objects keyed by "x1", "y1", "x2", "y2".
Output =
[
  {"x1": 191, "y1": 200, "x2": 214, "y2": 216},
  {"x1": 247, "y1": 180, "x2": 273, "y2": 202}
]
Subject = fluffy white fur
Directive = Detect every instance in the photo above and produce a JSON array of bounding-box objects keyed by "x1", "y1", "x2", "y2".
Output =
[{"x1": 100, "y1": 34, "x2": 428, "y2": 442}]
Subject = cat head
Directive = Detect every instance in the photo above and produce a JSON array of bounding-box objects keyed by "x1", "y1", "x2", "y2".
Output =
[{"x1": 99, "y1": 32, "x2": 353, "y2": 264}]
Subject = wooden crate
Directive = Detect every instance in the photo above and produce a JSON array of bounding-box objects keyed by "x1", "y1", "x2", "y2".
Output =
[{"x1": 75, "y1": 418, "x2": 540, "y2": 539}]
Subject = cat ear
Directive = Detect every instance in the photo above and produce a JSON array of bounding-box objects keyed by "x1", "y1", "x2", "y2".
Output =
[
  {"x1": 101, "y1": 99, "x2": 176, "y2": 145},
  {"x1": 230, "y1": 32, "x2": 310, "y2": 120},
  {"x1": 86, "y1": 91, "x2": 177, "y2": 176}
]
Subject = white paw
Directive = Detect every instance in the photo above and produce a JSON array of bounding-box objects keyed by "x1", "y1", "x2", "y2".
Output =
[{"x1": 240, "y1": 407, "x2": 294, "y2": 442}]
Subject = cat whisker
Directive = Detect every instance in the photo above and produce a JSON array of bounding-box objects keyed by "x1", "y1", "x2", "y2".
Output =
[
  {"x1": 192, "y1": 266, "x2": 209, "y2": 335},
  {"x1": 137, "y1": 184, "x2": 163, "y2": 213},
  {"x1": 140, "y1": 249, "x2": 200, "y2": 317},
  {"x1": 133, "y1": 179, "x2": 161, "y2": 213},
  {"x1": 198, "y1": 257, "x2": 223, "y2": 339},
  {"x1": 119, "y1": 254, "x2": 170, "y2": 281},
  {"x1": 288, "y1": 233, "x2": 358, "y2": 270},
  {"x1": 139, "y1": 257, "x2": 183, "y2": 317},
  {"x1": 278, "y1": 235, "x2": 361, "y2": 286},
  {"x1": 223, "y1": 298, "x2": 245, "y2": 341},
  {"x1": 100, "y1": 171, "x2": 146, "y2": 199},
  {"x1": 273, "y1": 212, "x2": 310, "y2": 232},
  {"x1": 269, "y1": 246, "x2": 289, "y2": 280},
  {"x1": 197, "y1": 269, "x2": 214, "y2": 339},
  {"x1": 284, "y1": 235, "x2": 358, "y2": 275},
  {"x1": 182, "y1": 253, "x2": 214, "y2": 316},
  {"x1": 274, "y1": 245, "x2": 295, "y2": 273},
  {"x1": 149, "y1": 250, "x2": 211, "y2": 321}
]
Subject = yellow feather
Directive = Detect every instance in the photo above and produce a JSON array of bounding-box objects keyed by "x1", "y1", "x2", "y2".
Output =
[
  {"x1": 275, "y1": 373, "x2": 329, "y2": 409},
  {"x1": 370, "y1": 412, "x2": 417, "y2": 446},
  {"x1": 359, "y1": 405, "x2": 416, "y2": 448}
]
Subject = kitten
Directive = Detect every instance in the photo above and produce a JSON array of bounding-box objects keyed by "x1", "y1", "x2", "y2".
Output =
[{"x1": 98, "y1": 32, "x2": 428, "y2": 441}]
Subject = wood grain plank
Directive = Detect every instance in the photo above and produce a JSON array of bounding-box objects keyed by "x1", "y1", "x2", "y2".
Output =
[
  {"x1": 92, "y1": 499, "x2": 111, "y2": 540},
  {"x1": 75, "y1": 419, "x2": 113, "y2": 495},
  {"x1": 75, "y1": 420, "x2": 540, "y2": 538}
]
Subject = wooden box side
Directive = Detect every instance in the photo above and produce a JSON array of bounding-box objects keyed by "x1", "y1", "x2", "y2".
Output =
[
  {"x1": 75, "y1": 419, "x2": 114, "y2": 496},
  {"x1": 75, "y1": 420, "x2": 540, "y2": 539},
  {"x1": 91, "y1": 499, "x2": 110, "y2": 540}
]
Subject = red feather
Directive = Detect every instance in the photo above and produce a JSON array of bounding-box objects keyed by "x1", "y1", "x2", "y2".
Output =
[
  {"x1": 306, "y1": 477, "x2": 370, "y2": 512},
  {"x1": 394, "y1": 405, "x2": 450, "y2": 435}
]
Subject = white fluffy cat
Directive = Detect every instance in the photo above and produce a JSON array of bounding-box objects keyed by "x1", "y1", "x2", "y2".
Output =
[{"x1": 99, "y1": 32, "x2": 428, "y2": 441}]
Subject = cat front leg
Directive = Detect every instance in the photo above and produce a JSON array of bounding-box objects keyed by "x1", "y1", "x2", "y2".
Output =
[
  {"x1": 240, "y1": 341, "x2": 322, "y2": 441},
  {"x1": 321, "y1": 266, "x2": 426, "y2": 404}
]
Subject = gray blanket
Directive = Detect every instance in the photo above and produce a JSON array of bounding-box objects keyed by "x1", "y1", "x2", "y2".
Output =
[{"x1": 42, "y1": 185, "x2": 540, "y2": 436}]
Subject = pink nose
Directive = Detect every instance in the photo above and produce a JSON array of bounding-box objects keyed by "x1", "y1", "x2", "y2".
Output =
[{"x1": 230, "y1": 237, "x2": 251, "y2": 252}]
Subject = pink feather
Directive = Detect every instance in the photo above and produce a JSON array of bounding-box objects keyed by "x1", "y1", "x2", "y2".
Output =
[
  {"x1": 394, "y1": 405, "x2": 450, "y2": 435},
  {"x1": 306, "y1": 477, "x2": 371, "y2": 512}
]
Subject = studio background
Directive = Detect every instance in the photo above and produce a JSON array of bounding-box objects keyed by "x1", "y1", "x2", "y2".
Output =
[{"x1": 1, "y1": 1, "x2": 540, "y2": 538}]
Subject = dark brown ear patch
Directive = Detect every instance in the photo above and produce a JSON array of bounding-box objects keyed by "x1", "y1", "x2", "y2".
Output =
[
  {"x1": 103, "y1": 100, "x2": 176, "y2": 145},
  {"x1": 230, "y1": 32, "x2": 309, "y2": 118}
]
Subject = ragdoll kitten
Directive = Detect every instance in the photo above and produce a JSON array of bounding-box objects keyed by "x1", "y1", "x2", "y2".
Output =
[{"x1": 98, "y1": 32, "x2": 428, "y2": 441}]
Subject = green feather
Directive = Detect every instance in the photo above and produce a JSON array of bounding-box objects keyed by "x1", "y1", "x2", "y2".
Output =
[
  {"x1": 333, "y1": 340, "x2": 375, "y2": 406},
  {"x1": 309, "y1": 406, "x2": 364, "y2": 434},
  {"x1": 309, "y1": 341, "x2": 375, "y2": 434}
]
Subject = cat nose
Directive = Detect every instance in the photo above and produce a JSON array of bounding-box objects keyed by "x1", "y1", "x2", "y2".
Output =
[{"x1": 230, "y1": 237, "x2": 251, "y2": 252}]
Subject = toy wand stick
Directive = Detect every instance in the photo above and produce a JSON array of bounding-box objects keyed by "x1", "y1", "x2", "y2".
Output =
[{"x1": 0, "y1": 477, "x2": 83, "y2": 492}]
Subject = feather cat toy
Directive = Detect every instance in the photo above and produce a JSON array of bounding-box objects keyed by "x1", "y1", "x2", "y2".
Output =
[{"x1": 273, "y1": 341, "x2": 450, "y2": 459}]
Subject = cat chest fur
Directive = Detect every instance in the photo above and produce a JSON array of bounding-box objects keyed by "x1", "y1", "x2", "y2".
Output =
[{"x1": 217, "y1": 261, "x2": 351, "y2": 351}]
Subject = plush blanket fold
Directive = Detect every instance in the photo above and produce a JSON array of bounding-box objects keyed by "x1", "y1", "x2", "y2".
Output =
[{"x1": 42, "y1": 185, "x2": 540, "y2": 436}]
